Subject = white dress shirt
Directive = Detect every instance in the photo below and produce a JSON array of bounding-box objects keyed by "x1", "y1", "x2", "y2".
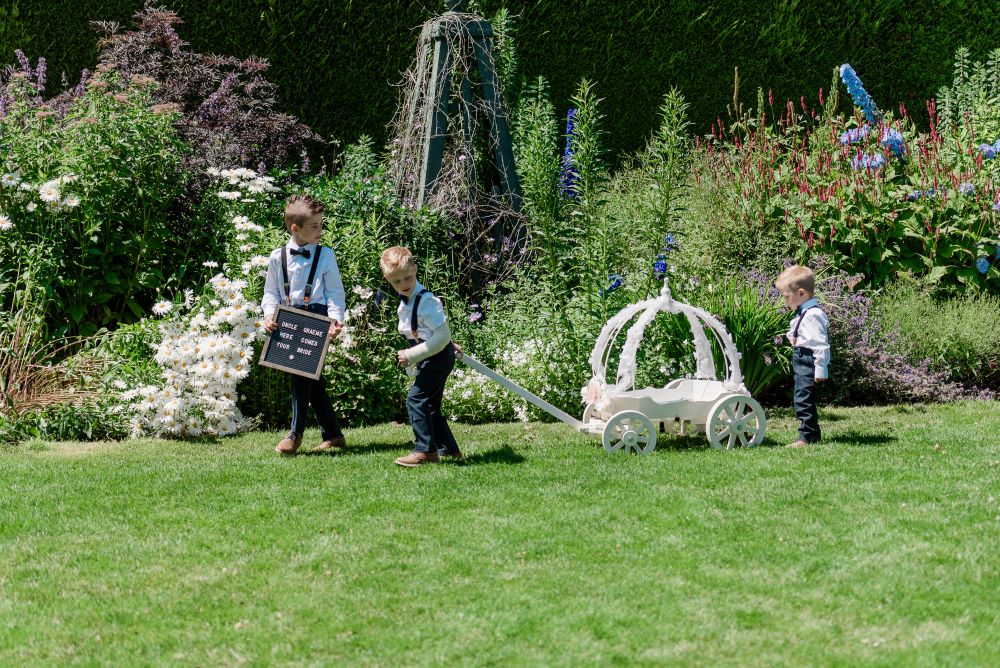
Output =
[
  {"x1": 786, "y1": 297, "x2": 831, "y2": 379},
  {"x1": 396, "y1": 281, "x2": 450, "y2": 363},
  {"x1": 261, "y1": 241, "x2": 346, "y2": 322}
]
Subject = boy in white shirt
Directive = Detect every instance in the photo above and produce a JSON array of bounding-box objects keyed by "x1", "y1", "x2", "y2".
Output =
[
  {"x1": 262, "y1": 194, "x2": 347, "y2": 455},
  {"x1": 380, "y1": 246, "x2": 461, "y2": 467},
  {"x1": 775, "y1": 265, "x2": 830, "y2": 448}
]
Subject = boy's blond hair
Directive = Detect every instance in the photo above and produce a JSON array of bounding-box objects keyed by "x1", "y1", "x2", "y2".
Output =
[
  {"x1": 380, "y1": 246, "x2": 416, "y2": 274},
  {"x1": 775, "y1": 265, "x2": 815, "y2": 294},
  {"x1": 284, "y1": 194, "x2": 325, "y2": 229}
]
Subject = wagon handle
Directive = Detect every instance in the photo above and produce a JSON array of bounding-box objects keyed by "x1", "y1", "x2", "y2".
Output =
[{"x1": 458, "y1": 354, "x2": 584, "y2": 431}]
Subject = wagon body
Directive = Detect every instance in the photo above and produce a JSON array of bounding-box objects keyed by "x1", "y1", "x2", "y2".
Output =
[{"x1": 459, "y1": 280, "x2": 768, "y2": 454}]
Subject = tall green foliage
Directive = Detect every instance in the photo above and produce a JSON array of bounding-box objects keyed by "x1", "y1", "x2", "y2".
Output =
[{"x1": 0, "y1": 69, "x2": 188, "y2": 337}]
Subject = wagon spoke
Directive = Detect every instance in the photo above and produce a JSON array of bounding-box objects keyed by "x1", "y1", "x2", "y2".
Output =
[
  {"x1": 726, "y1": 431, "x2": 737, "y2": 449},
  {"x1": 737, "y1": 431, "x2": 749, "y2": 448}
]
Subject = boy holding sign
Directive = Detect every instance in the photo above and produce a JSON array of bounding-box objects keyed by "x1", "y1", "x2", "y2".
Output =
[{"x1": 262, "y1": 195, "x2": 347, "y2": 455}]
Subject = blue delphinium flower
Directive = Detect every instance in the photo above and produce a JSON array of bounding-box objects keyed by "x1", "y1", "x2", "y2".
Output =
[
  {"x1": 905, "y1": 191, "x2": 922, "y2": 202},
  {"x1": 993, "y1": 200, "x2": 1000, "y2": 212},
  {"x1": 924, "y1": 188, "x2": 937, "y2": 199},
  {"x1": 838, "y1": 125, "x2": 871, "y2": 145},
  {"x1": 851, "y1": 153, "x2": 886, "y2": 170},
  {"x1": 653, "y1": 254, "x2": 668, "y2": 279},
  {"x1": 601, "y1": 273, "x2": 624, "y2": 295},
  {"x1": 959, "y1": 182, "x2": 976, "y2": 195},
  {"x1": 978, "y1": 143, "x2": 997, "y2": 159},
  {"x1": 839, "y1": 64, "x2": 881, "y2": 124},
  {"x1": 560, "y1": 108, "x2": 579, "y2": 199},
  {"x1": 881, "y1": 128, "x2": 906, "y2": 157},
  {"x1": 976, "y1": 256, "x2": 990, "y2": 274},
  {"x1": 663, "y1": 233, "x2": 677, "y2": 253},
  {"x1": 993, "y1": 139, "x2": 1000, "y2": 153}
]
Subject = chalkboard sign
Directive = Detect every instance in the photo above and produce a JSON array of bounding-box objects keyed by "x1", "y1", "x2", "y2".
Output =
[{"x1": 258, "y1": 305, "x2": 335, "y2": 379}]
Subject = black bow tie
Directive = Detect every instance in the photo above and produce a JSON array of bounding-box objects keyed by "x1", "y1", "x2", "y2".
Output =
[
  {"x1": 399, "y1": 293, "x2": 409, "y2": 305},
  {"x1": 290, "y1": 247, "x2": 310, "y2": 259}
]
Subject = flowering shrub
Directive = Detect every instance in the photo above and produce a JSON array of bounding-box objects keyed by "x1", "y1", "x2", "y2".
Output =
[
  {"x1": 444, "y1": 337, "x2": 585, "y2": 423},
  {"x1": 92, "y1": 5, "x2": 318, "y2": 177},
  {"x1": 0, "y1": 63, "x2": 186, "y2": 336},
  {"x1": 683, "y1": 65, "x2": 1000, "y2": 294},
  {"x1": 117, "y1": 273, "x2": 266, "y2": 438},
  {"x1": 873, "y1": 277, "x2": 1000, "y2": 390}
]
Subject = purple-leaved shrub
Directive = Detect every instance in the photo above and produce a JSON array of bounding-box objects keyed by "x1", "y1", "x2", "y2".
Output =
[{"x1": 91, "y1": 4, "x2": 319, "y2": 177}]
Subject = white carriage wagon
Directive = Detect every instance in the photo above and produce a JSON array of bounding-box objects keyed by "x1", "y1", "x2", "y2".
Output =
[{"x1": 459, "y1": 281, "x2": 767, "y2": 454}]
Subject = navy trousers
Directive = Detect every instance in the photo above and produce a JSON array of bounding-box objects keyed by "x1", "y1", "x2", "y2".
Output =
[
  {"x1": 406, "y1": 342, "x2": 459, "y2": 456},
  {"x1": 288, "y1": 303, "x2": 343, "y2": 441},
  {"x1": 792, "y1": 347, "x2": 821, "y2": 443}
]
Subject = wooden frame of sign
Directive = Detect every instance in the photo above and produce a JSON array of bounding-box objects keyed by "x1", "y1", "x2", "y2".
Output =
[{"x1": 258, "y1": 305, "x2": 334, "y2": 379}]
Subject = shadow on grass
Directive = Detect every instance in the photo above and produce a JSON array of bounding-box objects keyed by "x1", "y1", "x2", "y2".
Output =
[
  {"x1": 298, "y1": 441, "x2": 411, "y2": 456},
  {"x1": 828, "y1": 431, "x2": 897, "y2": 447},
  {"x1": 458, "y1": 445, "x2": 526, "y2": 466},
  {"x1": 653, "y1": 434, "x2": 711, "y2": 451}
]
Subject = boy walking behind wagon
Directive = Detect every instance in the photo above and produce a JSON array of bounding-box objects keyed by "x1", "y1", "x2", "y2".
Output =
[
  {"x1": 775, "y1": 265, "x2": 830, "y2": 448},
  {"x1": 262, "y1": 194, "x2": 347, "y2": 455}
]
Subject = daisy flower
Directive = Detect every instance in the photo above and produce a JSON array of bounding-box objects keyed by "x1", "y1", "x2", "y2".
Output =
[
  {"x1": 152, "y1": 300, "x2": 173, "y2": 316},
  {"x1": 0, "y1": 214, "x2": 12, "y2": 231},
  {"x1": 39, "y1": 182, "x2": 61, "y2": 202}
]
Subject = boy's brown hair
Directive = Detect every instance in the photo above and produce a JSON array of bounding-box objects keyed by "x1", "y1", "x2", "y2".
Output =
[
  {"x1": 380, "y1": 246, "x2": 416, "y2": 274},
  {"x1": 283, "y1": 194, "x2": 325, "y2": 229},
  {"x1": 775, "y1": 265, "x2": 815, "y2": 294}
]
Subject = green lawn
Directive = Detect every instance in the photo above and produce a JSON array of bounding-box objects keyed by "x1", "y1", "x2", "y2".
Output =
[{"x1": 2, "y1": 401, "x2": 999, "y2": 666}]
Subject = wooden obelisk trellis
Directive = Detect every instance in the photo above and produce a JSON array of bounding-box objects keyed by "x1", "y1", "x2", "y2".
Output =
[{"x1": 406, "y1": 0, "x2": 522, "y2": 212}]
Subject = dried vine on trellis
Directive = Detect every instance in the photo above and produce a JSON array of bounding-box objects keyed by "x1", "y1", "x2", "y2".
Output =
[{"x1": 388, "y1": 11, "x2": 526, "y2": 288}]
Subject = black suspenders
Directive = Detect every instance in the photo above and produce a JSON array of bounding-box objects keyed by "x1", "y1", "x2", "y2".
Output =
[
  {"x1": 792, "y1": 305, "x2": 816, "y2": 344},
  {"x1": 280, "y1": 246, "x2": 323, "y2": 306},
  {"x1": 409, "y1": 288, "x2": 428, "y2": 342}
]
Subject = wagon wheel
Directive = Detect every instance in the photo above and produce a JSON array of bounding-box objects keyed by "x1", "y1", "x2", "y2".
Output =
[
  {"x1": 582, "y1": 402, "x2": 596, "y2": 424},
  {"x1": 602, "y1": 411, "x2": 657, "y2": 455},
  {"x1": 706, "y1": 395, "x2": 766, "y2": 449}
]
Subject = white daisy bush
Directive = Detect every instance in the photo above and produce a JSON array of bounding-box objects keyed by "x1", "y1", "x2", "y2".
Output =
[{"x1": 117, "y1": 272, "x2": 266, "y2": 438}]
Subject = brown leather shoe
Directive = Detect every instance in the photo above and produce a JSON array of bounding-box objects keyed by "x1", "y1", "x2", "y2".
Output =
[
  {"x1": 394, "y1": 450, "x2": 439, "y2": 467},
  {"x1": 314, "y1": 436, "x2": 346, "y2": 452},
  {"x1": 275, "y1": 434, "x2": 303, "y2": 455},
  {"x1": 785, "y1": 439, "x2": 809, "y2": 449}
]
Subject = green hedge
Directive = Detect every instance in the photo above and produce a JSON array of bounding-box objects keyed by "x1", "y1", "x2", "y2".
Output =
[{"x1": 3, "y1": 0, "x2": 1000, "y2": 158}]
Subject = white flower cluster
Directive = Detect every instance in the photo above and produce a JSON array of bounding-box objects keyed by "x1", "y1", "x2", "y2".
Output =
[
  {"x1": 208, "y1": 167, "x2": 279, "y2": 202},
  {"x1": 0, "y1": 172, "x2": 83, "y2": 232},
  {"x1": 444, "y1": 365, "x2": 528, "y2": 423},
  {"x1": 118, "y1": 273, "x2": 266, "y2": 438},
  {"x1": 444, "y1": 337, "x2": 580, "y2": 424},
  {"x1": 321, "y1": 286, "x2": 379, "y2": 365}
]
